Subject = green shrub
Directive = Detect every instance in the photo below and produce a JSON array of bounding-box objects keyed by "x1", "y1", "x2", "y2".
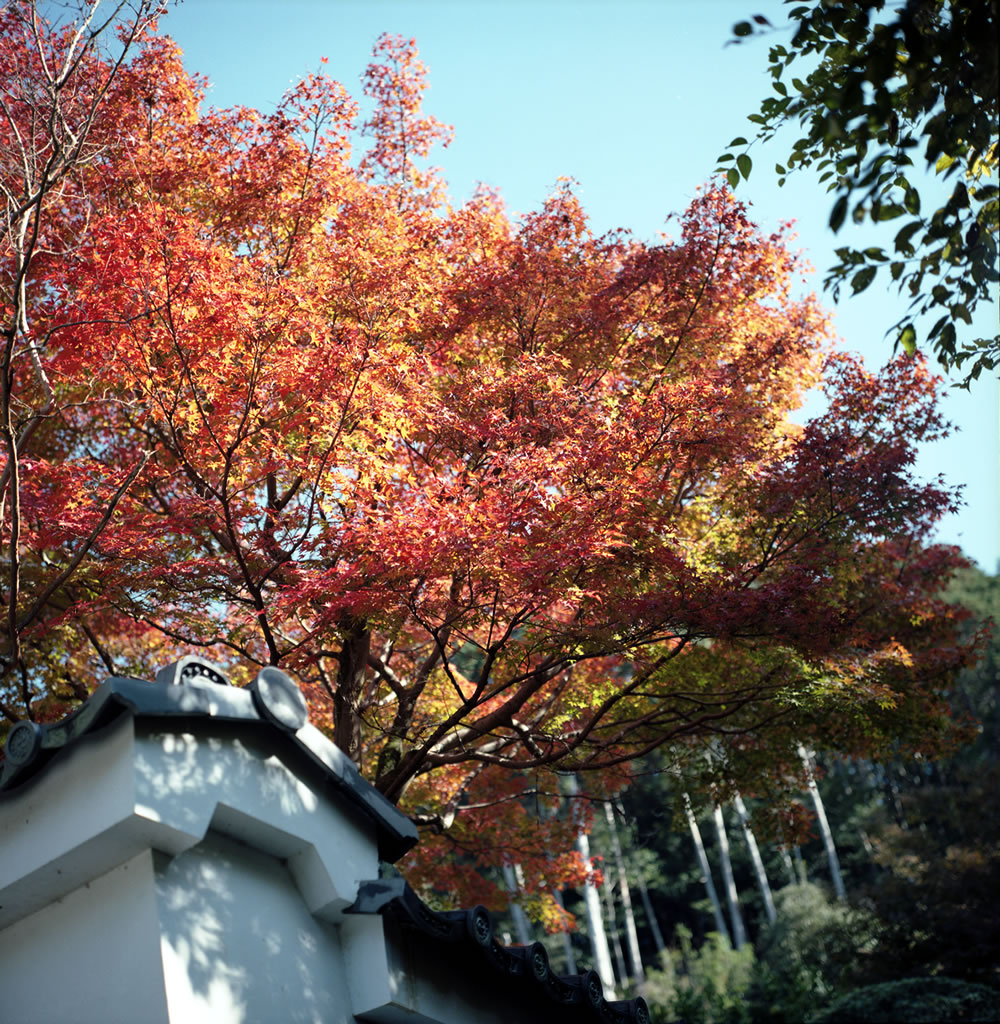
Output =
[
  {"x1": 810, "y1": 976, "x2": 1000, "y2": 1023},
  {"x1": 642, "y1": 925, "x2": 754, "y2": 1024},
  {"x1": 747, "y1": 883, "x2": 875, "y2": 1023}
]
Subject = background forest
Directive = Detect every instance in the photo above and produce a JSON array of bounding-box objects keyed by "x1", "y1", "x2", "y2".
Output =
[{"x1": 485, "y1": 566, "x2": 999, "y2": 1023}]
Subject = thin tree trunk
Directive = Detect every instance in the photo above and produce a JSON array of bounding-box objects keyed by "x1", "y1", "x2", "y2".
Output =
[
  {"x1": 615, "y1": 797, "x2": 666, "y2": 956},
  {"x1": 567, "y1": 775, "x2": 617, "y2": 996},
  {"x1": 886, "y1": 761, "x2": 909, "y2": 829},
  {"x1": 637, "y1": 871, "x2": 666, "y2": 954},
  {"x1": 333, "y1": 619, "x2": 369, "y2": 760},
  {"x1": 733, "y1": 793, "x2": 776, "y2": 924},
  {"x1": 577, "y1": 822, "x2": 617, "y2": 995},
  {"x1": 604, "y1": 800, "x2": 645, "y2": 981},
  {"x1": 502, "y1": 862, "x2": 533, "y2": 945},
  {"x1": 684, "y1": 793, "x2": 731, "y2": 944},
  {"x1": 779, "y1": 845, "x2": 797, "y2": 886},
  {"x1": 712, "y1": 803, "x2": 747, "y2": 949},
  {"x1": 602, "y1": 872, "x2": 628, "y2": 987},
  {"x1": 792, "y1": 844, "x2": 807, "y2": 884},
  {"x1": 798, "y1": 744, "x2": 846, "y2": 902}
]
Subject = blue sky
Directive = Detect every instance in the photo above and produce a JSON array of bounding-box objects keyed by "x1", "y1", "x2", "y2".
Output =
[{"x1": 157, "y1": 0, "x2": 998, "y2": 571}]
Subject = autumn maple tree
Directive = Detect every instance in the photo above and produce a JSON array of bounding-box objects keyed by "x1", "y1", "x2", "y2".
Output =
[{"x1": 0, "y1": 2, "x2": 976, "y2": 919}]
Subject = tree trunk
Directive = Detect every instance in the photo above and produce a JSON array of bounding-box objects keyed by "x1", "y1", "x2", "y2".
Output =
[
  {"x1": 712, "y1": 803, "x2": 747, "y2": 949},
  {"x1": 333, "y1": 620, "x2": 370, "y2": 761},
  {"x1": 567, "y1": 775, "x2": 617, "y2": 996},
  {"x1": 602, "y1": 872, "x2": 628, "y2": 987},
  {"x1": 502, "y1": 862, "x2": 533, "y2": 945},
  {"x1": 614, "y1": 797, "x2": 666, "y2": 956},
  {"x1": 792, "y1": 843, "x2": 807, "y2": 884},
  {"x1": 799, "y1": 744, "x2": 846, "y2": 902},
  {"x1": 684, "y1": 794, "x2": 731, "y2": 943},
  {"x1": 733, "y1": 793, "x2": 776, "y2": 924},
  {"x1": 636, "y1": 871, "x2": 667, "y2": 955},
  {"x1": 885, "y1": 761, "x2": 909, "y2": 829},
  {"x1": 604, "y1": 800, "x2": 645, "y2": 981},
  {"x1": 577, "y1": 823, "x2": 617, "y2": 995}
]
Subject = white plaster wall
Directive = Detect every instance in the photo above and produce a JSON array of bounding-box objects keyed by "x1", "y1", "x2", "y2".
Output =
[
  {"x1": 0, "y1": 716, "x2": 160, "y2": 930},
  {"x1": 134, "y1": 726, "x2": 379, "y2": 921},
  {"x1": 1, "y1": 718, "x2": 382, "y2": 933},
  {"x1": 155, "y1": 832, "x2": 354, "y2": 1024},
  {"x1": 0, "y1": 850, "x2": 169, "y2": 1024},
  {"x1": 0, "y1": 713, "x2": 545, "y2": 1024},
  {"x1": 340, "y1": 914, "x2": 403, "y2": 1020}
]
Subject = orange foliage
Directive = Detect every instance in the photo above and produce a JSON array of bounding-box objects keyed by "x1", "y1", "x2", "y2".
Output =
[{"x1": 0, "y1": 8, "x2": 975, "y2": 917}]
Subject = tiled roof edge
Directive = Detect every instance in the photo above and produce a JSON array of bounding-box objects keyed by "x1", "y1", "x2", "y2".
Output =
[
  {"x1": 0, "y1": 657, "x2": 418, "y2": 862},
  {"x1": 347, "y1": 874, "x2": 651, "y2": 1024}
]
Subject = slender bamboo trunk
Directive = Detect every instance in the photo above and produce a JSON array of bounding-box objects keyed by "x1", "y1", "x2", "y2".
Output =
[
  {"x1": 602, "y1": 872, "x2": 628, "y2": 986},
  {"x1": 567, "y1": 775, "x2": 617, "y2": 996},
  {"x1": 792, "y1": 844, "x2": 807, "y2": 884},
  {"x1": 733, "y1": 793, "x2": 776, "y2": 924},
  {"x1": 502, "y1": 862, "x2": 533, "y2": 945},
  {"x1": 684, "y1": 794, "x2": 731, "y2": 943},
  {"x1": 577, "y1": 822, "x2": 618, "y2": 995},
  {"x1": 636, "y1": 872, "x2": 666, "y2": 954},
  {"x1": 798, "y1": 745, "x2": 846, "y2": 902},
  {"x1": 603, "y1": 800, "x2": 645, "y2": 981},
  {"x1": 712, "y1": 803, "x2": 747, "y2": 949},
  {"x1": 886, "y1": 761, "x2": 909, "y2": 829},
  {"x1": 615, "y1": 797, "x2": 666, "y2": 956}
]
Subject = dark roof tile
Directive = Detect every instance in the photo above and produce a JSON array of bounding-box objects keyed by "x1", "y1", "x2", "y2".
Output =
[
  {"x1": 348, "y1": 873, "x2": 651, "y2": 1024},
  {"x1": 0, "y1": 658, "x2": 418, "y2": 862}
]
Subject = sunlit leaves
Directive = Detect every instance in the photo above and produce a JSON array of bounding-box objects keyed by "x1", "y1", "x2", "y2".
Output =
[{"x1": 898, "y1": 324, "x2": 917, "y2": 356}]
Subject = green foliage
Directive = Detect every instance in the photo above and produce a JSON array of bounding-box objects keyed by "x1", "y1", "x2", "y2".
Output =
[
  {"x1": 721, "y1": 1, "x2": 999, "y2": 386},
  {"x1": 643, "y1": 926, "x2": 755, "y2": 1024},
  {"x1": 857, "y1": 761, "x2": 1000, "y2": 988},
  {"x1": 626, "y1": 570, "x2": 998, "y2": 1014},
  {"x1": 619, "y1": 756, "x2": 794, "y2": 952},
  {"x1": 798, "y1": 569, "x2": 1000, "y2": 988},
  {"x1": 640, "y1": 889, "x2": 875, "y2": 1024},
  {"x1": 943, "y1": 565, "x2": 1000, "y2": 769},
  {"x1": 811, "y1": 976, "x2": 1000, "y2": 1023},
  {"x1": 749, "y1": 883, "x2": 875, "y2": 1023}
]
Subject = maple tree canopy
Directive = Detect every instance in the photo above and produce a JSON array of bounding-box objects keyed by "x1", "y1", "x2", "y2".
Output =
[{"x1": 0, "y1": 4, "x2": 977, "y2": 920}]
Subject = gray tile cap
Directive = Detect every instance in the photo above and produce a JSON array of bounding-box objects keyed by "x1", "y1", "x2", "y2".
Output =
[
  {"x1": 347, "y1": 872, "x2": 651, "y2": 1024},
  {"x1": 0, "y1": 659, "x2": 418, "y2": 862}
]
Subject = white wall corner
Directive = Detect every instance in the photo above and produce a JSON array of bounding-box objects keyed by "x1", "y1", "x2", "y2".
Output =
[
  {"x1": 0, "y1": 716, "x2": 208, "y2": 930},
  {"x1": 0, "y1": 850, "x2": 170, "y2": 1024},
  {"x1": 340, "y1": 913, "x2": 413, "y2": 1023},
  {"x1": 2, "y1": 717, "x2": 381, "y2": 932},
  {"x1": 135, "y1": 725, "x2": 380, "y2": 918}
]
